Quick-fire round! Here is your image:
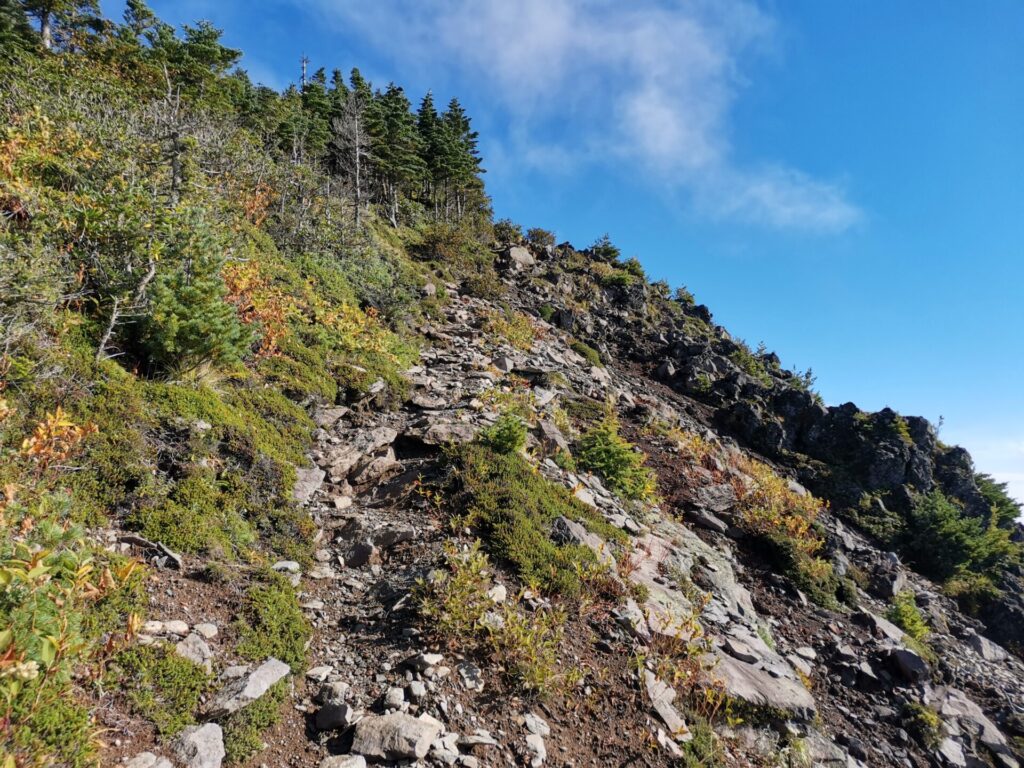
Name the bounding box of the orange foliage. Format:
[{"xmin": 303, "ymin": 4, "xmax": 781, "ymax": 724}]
[
  {"xmin": 20, "ymin": 407, "xmax": 98, "ymax": 472},
  {"xmin": 222, "ymin": 261, "xmax": 292, "ymax": 356}
]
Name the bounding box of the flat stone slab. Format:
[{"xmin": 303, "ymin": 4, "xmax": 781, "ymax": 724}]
[{"xmin": 206, "ymin": 658, "xmax": 290, "ymax": 717}]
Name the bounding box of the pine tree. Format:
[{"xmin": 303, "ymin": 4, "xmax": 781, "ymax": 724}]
[
  {"xmin": 369, "ymin": 83, "xmax": 425, "ymax": 227},
  {"xmin": 416, "ymin": 90, "xmax": 441, "ymax": 215},
  {"xmin": 0, "ymin": 0, "xmax": 34, "ymax": 48},
  {"xmin": 21, "ymin": 0, "xmax": 98, "ymax": 49},
  {"xmin": 136, "ymin": 211, "xmax": 249, "ymax": 374}
]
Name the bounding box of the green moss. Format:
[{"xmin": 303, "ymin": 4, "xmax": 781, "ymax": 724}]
[
  {"xmin": 222, "ymin": 679, "xmax": 288, "ymax": 763},
  {"xmin": 11, "ymin": 689, "xmax": 97, "ymax": 768},
  {"xmin": 538, "ymin": 304, "xmax": 555, "ymax": 322},
  {"xmin": 257, "ymin": 334, "xmax": 338, "ymax": 403},
  {"xmin": 235, "ymin": 571, "xmax": 311, "ymax": 672},
  {"xmin": 450, "ymin": 444, "xmax": 626, "ymax": 596},
  {"xmin": 112, "ymin": 644, "xmax": 209, "ymax": 736},
  {"xmin": 570, "ymin": 339, "xmax": 603, "ymax": 367}
]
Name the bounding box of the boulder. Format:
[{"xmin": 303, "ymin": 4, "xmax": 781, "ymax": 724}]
[
  {"xmin": 712, "ymin": 653, "xmax": 816, "ymax": 720},
  {"xmin": 206, "ymin": 658, "xmax": 291, "ymax": 717},
  {"xmin": 172, "ymin": 724, "xmax": 225, "ymax": 768},
  {"xmin": 504, "ymin": 245, "xmax": 536, "ymax": 271},
  {"xmin": 292, "ymin": 467, "xmax": 325, "ymax": 504},
  {"xmin": 887, "ymin": 647, "xmax": 929, "ymax": 683},
  {"xmin": 350, "ymin": 712, "xmax": 443, "ymax": 761}
]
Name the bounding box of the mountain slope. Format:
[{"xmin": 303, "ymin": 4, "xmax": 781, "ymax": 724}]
[{"xmin": 0, "ymin": 5, "xmax": 1022, "ymax": 768}]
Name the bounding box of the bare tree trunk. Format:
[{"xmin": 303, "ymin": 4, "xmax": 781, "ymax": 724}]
[{"xmin": 40, "ymin": 12, "xmax": 52, "ymax": 50}]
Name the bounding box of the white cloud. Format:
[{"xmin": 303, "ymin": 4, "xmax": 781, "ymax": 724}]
[{"xmin": 299, "ymin": 0, "xmax": 861, "ymax": 232}]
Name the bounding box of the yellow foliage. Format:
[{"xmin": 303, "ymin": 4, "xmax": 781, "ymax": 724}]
[{"xmin": 733, "ymin": 457, "xmax": 823, "ymax": 557}]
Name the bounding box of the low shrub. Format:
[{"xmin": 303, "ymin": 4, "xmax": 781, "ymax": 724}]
[
  {"xmin": 449, "ymin": 444, "xmax": 625, "ymax": 596},
  {"xmin": 886, "ymin": 590, "xmax": 929, "ymax": 641},
  {"xmin": 576, "ymin": 407, "xmax": 657, "ymax": 502},
  {"xmin": 235, "ymin": 571, "xmax": 311, "ymax": 672},
  {"xmin": 222, "ymin": 680, "xmax": 288, "ymax": 762},
  {"xmin": 111, "ymin": 645, "xmax": 208, "ymax": 736},
  {"xmin": 902, "ymin": 702, "xmax": 945, "ymax": 749},
  {"xmin": 478, "ymin": 412, "xmax": 528, "ymax": 455},
  {"xmin": 417, "ymin": 541, "xmax": 574, "ymax": 694}
]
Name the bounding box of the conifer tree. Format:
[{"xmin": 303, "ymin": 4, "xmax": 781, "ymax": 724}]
[{"xmin": 369, "ymin": 83, "xmax": 425, "ymax": 226}]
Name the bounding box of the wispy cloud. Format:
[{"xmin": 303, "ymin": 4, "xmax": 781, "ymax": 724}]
[{"xmin": 298, "ymin": 0, "xmax": 861, "ymax": 232}]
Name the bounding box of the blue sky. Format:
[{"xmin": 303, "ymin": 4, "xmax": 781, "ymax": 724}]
[{"xmin": 105, "ymin": 0, "xmax": 1024, "ymax": 504}]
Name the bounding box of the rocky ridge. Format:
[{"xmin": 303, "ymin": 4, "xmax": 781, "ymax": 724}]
[{"xmin": 113, "ymin": 248, "xmax": 1023, "ymax": 768}]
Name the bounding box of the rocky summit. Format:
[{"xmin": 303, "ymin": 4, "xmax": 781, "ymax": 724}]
[{"xmin": 1, "ymin": 6, "xmax": 1021, "ymax": 768}]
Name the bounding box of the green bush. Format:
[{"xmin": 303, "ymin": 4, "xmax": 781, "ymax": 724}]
[
  {"xmin": 135, "ymin": 210, "xmax": 250, "ymax": 375},
  {"xmin": 111, "ymin": 645, "xmax": 209, "ymax": 736},
  {"xmin": 526, "ymin": 227, "xmax": 555, "ymax": 248},
  {"xmin": 589, "ymin": 234, "xmax": 620, "ymax": 262},
  {"xmin": 450, "ymin": 444, "xmax": 626, "ymax": 595},
  {"xmin": 886, "ymin": 590, "xmax": 929, "ymax": 641},
  {"xmin": 901, "ymin": 490, "xmax": 1018, "ymax": 582},
  {"xmin": 477, "ymin": 412, "xmax": 527, "ymax": 455},
  {"xmin": 235, "ymin": 571, "xmax": 311, "ymax": 672},
  {"xmin": 493, "ymin": 218, "xmax": 524, "ymax": 244},
  {"xmin": 620, "ymin": 257, "xmax": 646, "ymax": 279},
  {"xmin": 575, "ymin": 408, "xmax": 657, "ymax": 502}
]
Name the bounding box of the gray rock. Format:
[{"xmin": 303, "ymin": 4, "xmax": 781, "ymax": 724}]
[
  {"xmin": 525, "ymin": 732, "xmax": 547, "ymax": 767},
  {"xmin": 537, "ymin": 420, "xmax": 570, "ymax": 453},
  {"xmin": 325, "ymin": 427, "xmax": 398, "ymax": 478},
  {"xmin": 551, "ymin": 516, "xmax": 614, "ymax": 567},
  {"xmin": 175, "ymin": 633, "xmax": 213, "ymax": 671},
  {"xmin": 123, "ymin": 753, "xmax": 173, "ymax": 768},
  {"xmin": 206, "ymin": 658, "xmax": 290, "ymax": 717},
  {"xmin": 421, "ymin": 422, "xmax": 476, "ymax": 445},
  {"xmin": 888, "ymin": 647, "xmax": 929, "ymax": 683},
  {"xmin": 318, "ymin": 757, "xmax": 367, "ymax": 768},
  {"xmin": 350, "ymin": 712, "xmax": 444, "ymax": 760},
  {"xmin": 712, "ymin": 653, "xmax": 816, "ymax": 720},
  {"xmin": 314, "ymin": 406, "xmax": 349, "ymax": 429},
  {"xmin": 172, "ymin": 723, "xmax": 225, "ymax": 768},
  {"xmin": 523, "ymin": 712, "xmax": 550, "ymax": 737},
  {"xmin": 644, "ymin": 670, "xmax": 691, "ymax": 741},
  {"xmin": 687, "ymin": 508, "xmax": 728, "ymax": 533},
  {"xmin": 193, "ymin": 623, "xmax": 218, "ymax": 639},
  {"xmin": 930, "ymin": 687, "xmax": 1017, "ymax": 765},
  {"xmin": 293, "ymin": 467, "xmax": 325, "ymax": 504},
  {"xmin": 458, "ymin": 661, "xmax": 484, "ymax": 692},
  {"xmin": 967, "ymin": 631, "xmax": 1008, "ymax": 662},
  {"xmin": 384, "ymin": 686, "xmax": 405, "ymax": 710},
  {"xmin": 164, "ymin": 619, "xmax": 190, "ymax": 636},
  {"xmin": 505, "ymin": 245, "xmax": 536, "ymax": 271},
  {"xmin": 492, "ymin": 355, "xmax": 515, "ymax": 373},
  {"xmin": 406, "ymin": 652, "xmax": 444, "ymax": 672},
  {"xmin": 316, "ymin": 701, "xmax": 358, "ymax": 731}
]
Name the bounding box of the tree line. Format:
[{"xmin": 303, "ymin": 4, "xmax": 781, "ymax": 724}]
[{"xmin": 1, "ymin": 0, "xmax": 487, "ymax": 230}]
